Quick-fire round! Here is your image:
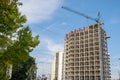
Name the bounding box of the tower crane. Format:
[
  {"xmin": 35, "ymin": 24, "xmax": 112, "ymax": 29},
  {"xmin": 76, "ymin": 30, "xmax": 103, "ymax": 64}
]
[
  {"xmin": 62, "ymin": 6, "xmax": 103, "ymax": 25},
  {"xmin": 62, "ymin": 6, "xmax": 110, "ymax": 39}
]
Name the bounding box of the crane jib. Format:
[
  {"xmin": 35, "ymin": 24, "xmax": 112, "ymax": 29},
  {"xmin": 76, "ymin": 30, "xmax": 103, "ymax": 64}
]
[{"xmin": 62, "ymin": 6, "xmax": 100, "ymax": 23}]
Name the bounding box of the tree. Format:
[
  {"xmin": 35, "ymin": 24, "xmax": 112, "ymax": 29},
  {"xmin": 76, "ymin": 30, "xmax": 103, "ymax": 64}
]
[
  {"xmin": 10, "ymin": 57, "xmax": 37, "ymax": 80},
  {"xmin": 0, "ymin": 0, "xmax": 39, "ymax": 79}
]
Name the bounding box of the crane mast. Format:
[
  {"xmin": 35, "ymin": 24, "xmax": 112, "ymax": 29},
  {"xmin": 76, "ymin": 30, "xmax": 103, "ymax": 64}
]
[{"xmin": 62, "ymin": 6, "xmax": 103, "ymax": 25}]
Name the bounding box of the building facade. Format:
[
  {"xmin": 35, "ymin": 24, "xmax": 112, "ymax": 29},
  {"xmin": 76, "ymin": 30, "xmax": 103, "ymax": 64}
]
[
  {"xmin": 55, "ymin": 52, "xmax": 59, "ymax": 80},
  {"xmin": 52, "ymin": 52, "xmax": 63, "ymax": 80},
  {"xmin": 51, "ymin": 58, "xmax": 55, "ymax": 80},
  {"xmin": 62, "ymin": 24, "xmax": 111, "ymax": 80}
]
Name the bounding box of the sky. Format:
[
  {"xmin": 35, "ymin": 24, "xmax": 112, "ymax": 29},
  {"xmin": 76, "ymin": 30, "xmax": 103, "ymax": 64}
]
[{"xmin": 19, "ymin": 0, "xmax": 120, "ymax": 79}]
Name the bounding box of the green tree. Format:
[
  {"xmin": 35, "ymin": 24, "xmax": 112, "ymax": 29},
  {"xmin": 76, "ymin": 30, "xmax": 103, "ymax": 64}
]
[
  {"xmin": 10, "ymin": 57, "xmax": 37, "ymax": 80},
  {"xmin": 0, "ymin": 0, "xmax": 39, "ymax": 79}
]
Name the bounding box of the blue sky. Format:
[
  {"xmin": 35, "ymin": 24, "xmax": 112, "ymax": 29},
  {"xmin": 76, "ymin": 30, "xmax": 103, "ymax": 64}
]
[{"xmin": 19, "ymin": 0, "xmax": 120, "ymax": 79}]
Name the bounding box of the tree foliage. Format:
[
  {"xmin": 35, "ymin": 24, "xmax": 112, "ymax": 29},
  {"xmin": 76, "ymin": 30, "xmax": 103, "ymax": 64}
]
[
  {"xmin": 0, "ymin": 0, "xmax": 39, "ymax": 79},
  {"xmin": 10, "ymin": 57, "xmax": 37, "ymax": 80}
]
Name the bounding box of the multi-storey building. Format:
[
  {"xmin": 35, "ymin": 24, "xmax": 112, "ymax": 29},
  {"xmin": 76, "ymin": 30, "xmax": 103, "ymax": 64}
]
[
  {"xmin": 55, "ymin": 52, "xmax": 59, "ymax": 80},
  {"xmin": 62, "ymin": 23, "xmax": 111, "ymax": 80},
  {"xmin": 52, "ymin": 51, "xmax": 63, "ymax": 80}
]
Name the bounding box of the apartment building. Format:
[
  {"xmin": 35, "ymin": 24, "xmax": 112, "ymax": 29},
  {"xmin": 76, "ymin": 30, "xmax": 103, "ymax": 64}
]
[
  {"xmin": 62, "ymin": 24, "xmax": 111, "ymax": 80},
  {"xmin": 52, "ymin": 52, "xmax": 63, "ymax": 80}
]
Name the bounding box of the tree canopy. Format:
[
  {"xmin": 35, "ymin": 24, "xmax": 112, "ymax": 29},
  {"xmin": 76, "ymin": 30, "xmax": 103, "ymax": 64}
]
[
  {"xmin": 10, "ymin": 57, "xmax": 37, "ymax": 80},
  {"xmin": 0, "ymin": 0, "xmax": 39, "ymax": 79}
]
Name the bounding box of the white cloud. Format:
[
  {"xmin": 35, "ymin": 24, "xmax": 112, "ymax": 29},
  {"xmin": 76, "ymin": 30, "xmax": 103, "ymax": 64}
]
[
  {"xmin": 35, "ymin": 56, "xmax": 52, "ymax": 75},
  {"xmin": 42, "ymin": 38, "xmax": 64, "ymax": 54},
  {"xmin": 32, "ymin": 37, "xmax": 64, "ymax": 54},
  {"xmin": 111, "ymin": 73, "xmax": 119, "ymax": 80},
  {"xmin": 31, "ymin": 37, "xmax": 63, "ymax": 75},
  {"xmin": 37, "ymin": 62, "xmax": 52, "ymax": 76},
  {"xmin": 19, "ymin": 0, "xmax": 62, "ymax": 23}
]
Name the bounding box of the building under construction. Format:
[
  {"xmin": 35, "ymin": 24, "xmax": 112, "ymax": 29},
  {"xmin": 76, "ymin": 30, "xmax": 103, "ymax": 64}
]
[{"xmin": 62, "ymin": 23, "xmax": 111, "ymax": 80}]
